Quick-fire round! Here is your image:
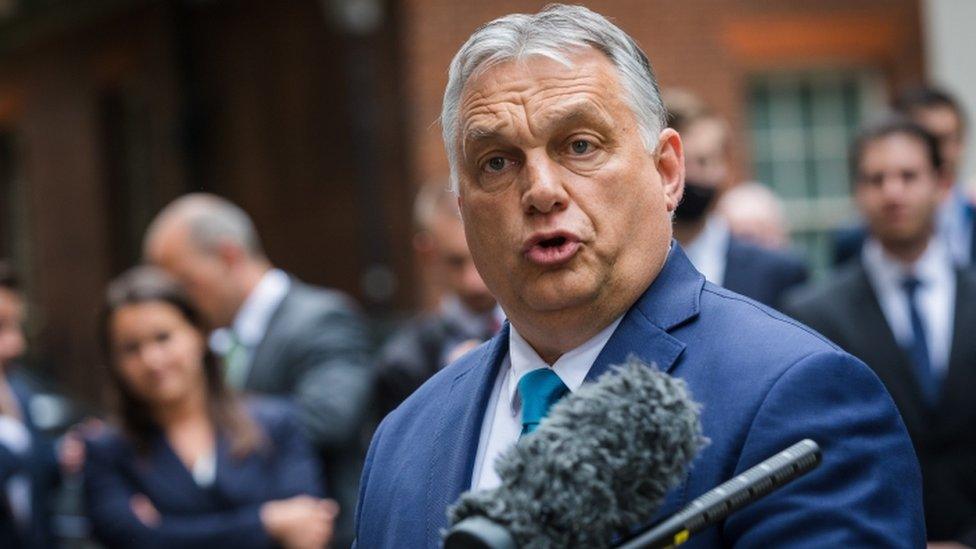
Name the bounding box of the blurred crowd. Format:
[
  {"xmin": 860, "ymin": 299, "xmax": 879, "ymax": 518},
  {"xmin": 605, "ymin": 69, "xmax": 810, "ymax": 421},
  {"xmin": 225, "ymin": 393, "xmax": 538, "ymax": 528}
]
[{"xmin": 0, "ymin": 81, "xmax": 973, "ymax": 548}]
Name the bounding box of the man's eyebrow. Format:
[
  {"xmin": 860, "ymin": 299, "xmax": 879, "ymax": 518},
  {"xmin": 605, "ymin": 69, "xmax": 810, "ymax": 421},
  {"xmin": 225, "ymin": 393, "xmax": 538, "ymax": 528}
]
[
  {"xmin": 538, "ymin": 101, "xmax": 615, "ymax": 131},
  {"xmin": 463, "ymin": 126, "xmax": 501, "ymax": 145}
]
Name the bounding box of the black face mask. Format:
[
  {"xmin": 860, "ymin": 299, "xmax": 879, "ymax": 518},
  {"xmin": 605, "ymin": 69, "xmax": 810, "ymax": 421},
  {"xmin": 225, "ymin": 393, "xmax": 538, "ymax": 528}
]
[{"xmin": 674, "ymin": 181, "xmax": 717, "ymax": 223}]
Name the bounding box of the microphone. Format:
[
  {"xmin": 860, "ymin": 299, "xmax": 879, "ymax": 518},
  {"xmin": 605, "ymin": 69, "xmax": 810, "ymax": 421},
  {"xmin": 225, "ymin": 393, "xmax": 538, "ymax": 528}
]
[
  {"xmin": 445, "ymin": 356, "xmax": 704, "ymax": 548},
  {"xmin": 615, "ymin": 439, "xmax": 821, "ymax": 548}
]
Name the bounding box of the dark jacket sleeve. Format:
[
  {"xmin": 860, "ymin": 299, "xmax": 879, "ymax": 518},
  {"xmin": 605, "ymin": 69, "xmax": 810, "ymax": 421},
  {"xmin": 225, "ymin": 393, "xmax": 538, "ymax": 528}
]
[{"xmin": 83, "ymin": 435, "xmax": 275, "ymax": 549}]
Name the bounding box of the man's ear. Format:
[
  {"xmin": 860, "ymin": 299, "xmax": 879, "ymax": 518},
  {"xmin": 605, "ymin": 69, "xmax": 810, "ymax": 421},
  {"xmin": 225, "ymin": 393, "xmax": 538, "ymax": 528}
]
[{"xmin": 655, "ymin": 128, "xmax": 685, "ymax": 212}]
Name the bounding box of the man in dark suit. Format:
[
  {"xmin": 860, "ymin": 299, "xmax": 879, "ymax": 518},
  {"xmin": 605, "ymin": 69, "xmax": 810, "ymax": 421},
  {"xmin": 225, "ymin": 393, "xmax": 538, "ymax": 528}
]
[
  {"xmin": 355, "ymin": 5, "xmax": 924, "ymax": 547},
  {"xmin": 666, "ymin": 94, "xmax": 808, "ymax": 309},
  {"xmin": 831, "ymin": 86, "xmax": 975, "ymax": 268},
  {"xmin": 145, "ymin": 194, "xmax": 372, "ymax": 547},
  {"xmin": 786, "ymin": 117, "xmax": 976, "ymax": 546},
  {"xmin": 376, "ymin": 183, "xmax": 502, "ymax": 415},
  {"xmin": 0, "ymin": 263, "xmax": 59, "ymax": 549}
]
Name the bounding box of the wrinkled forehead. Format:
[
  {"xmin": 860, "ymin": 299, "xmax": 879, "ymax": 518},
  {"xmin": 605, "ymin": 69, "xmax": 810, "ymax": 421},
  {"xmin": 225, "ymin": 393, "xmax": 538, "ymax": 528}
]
[
  {"xmin": 457, "ymin": 50, "xmax": 627, "ymax": 140},
  {"xmin": 460, "ymin": 47, "xmax": 618, "ymax": 105}
]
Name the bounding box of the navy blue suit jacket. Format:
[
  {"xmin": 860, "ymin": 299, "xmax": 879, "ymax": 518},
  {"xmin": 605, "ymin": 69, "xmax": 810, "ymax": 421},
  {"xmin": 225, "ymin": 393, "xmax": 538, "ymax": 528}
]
[
  {"xmin": 723, "ymin": 237, "xmax": 808, "ymax": 309},
  {"xmin": 355, "ymin": 246, "xmax": 925, "ymax": 547},
  {"xmin": 0, "ymin": 373, "xmax": 60, "ymax": 549},
  {"xmin": 83, "ymin": 398, "xmax": 324, "ymax": 549}
]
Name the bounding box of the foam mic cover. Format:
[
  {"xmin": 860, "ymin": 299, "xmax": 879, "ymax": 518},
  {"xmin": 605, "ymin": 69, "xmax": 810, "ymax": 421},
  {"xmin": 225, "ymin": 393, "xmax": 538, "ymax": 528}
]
[{"xmin": 446, "ymin": 357, "xmax": 704, "ymax": 548}]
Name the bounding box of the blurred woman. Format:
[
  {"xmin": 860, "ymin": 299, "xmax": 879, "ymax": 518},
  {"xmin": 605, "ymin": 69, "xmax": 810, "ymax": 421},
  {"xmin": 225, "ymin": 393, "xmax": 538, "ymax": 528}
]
[{"xmin": 84, "ymin": 266, "xmax": 335, "ymax": 549}]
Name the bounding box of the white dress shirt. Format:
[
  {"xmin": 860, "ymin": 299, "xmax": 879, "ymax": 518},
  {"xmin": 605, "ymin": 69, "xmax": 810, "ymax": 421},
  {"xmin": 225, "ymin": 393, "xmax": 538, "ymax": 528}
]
[
  {"xmin": 861, "ymin": 238, "xmax": 955, "ymax": 378},
  {"xmin": 470, "ymin": 316, "xmax": 623, "ymax": 490},
  {"xmin": 209, "ymin": 268, "xmax": 291, "ymax": 381},
  {"xmin": 683, "ymin": 215, "xmax": 730, "ymax": 286}
]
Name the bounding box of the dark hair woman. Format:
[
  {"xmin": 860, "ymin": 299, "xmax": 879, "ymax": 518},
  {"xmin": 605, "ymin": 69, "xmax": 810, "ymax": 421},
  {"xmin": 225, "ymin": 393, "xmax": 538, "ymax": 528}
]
[{"xmin": 83, "ymin": 266, "xmax": 335, "ymax": 549}]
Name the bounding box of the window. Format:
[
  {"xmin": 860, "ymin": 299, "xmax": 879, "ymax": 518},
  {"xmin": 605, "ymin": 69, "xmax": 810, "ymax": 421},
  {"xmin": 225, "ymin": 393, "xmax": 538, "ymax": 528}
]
[{"xmin": 748, "ymin": 71, "xmax": 886, "ymax": 273}]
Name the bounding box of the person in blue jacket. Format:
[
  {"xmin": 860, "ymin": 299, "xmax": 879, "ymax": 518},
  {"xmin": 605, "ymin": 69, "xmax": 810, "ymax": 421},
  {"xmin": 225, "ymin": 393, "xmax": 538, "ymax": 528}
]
[
  {"xmin": 355, "ymin": 5, "xmax": 925, "ymax": 547},
  {"xmin": 0, "ymin": 261, "xmax": 60, "ymax": 549},
  {"xmin": 84, "ymin": 265, "xmax": 335, "ymax": 548}
]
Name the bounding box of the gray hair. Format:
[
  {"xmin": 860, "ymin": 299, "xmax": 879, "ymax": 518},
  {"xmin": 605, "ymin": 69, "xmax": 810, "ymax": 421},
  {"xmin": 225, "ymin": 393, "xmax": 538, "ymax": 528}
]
[
  {"xmin": 148, "ymin": 193, "xmax": 264, "ymax": 257},
  {"xmin": 441, "ymin": 4, "xmax": 667, "ymax": 193}
]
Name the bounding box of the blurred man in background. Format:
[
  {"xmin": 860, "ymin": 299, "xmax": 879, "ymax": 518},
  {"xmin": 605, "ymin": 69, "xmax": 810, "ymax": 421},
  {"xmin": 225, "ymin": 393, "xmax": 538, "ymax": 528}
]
[
  {"xmin": 375, "ymin": 183, "xmax": 501, "ymax": 416},
  {"xmin": 667, "ymin": 93, "xmax": 808, "ymax": 309},
  {"xmin": 144, "ymin": 194, "xmax": 372, "ymax": 547},
  {"xmin": 897, "ymin": 87, "xmax": 974, "ymax": 267},
  {"xmin": 786, "ymin": 118, "xmax": 976, "ymax": 547},
  {"xmin": 0, "ymin": 262, "xmax": 60, "ymax": 549},
  {"xmin": 717, "ymin": 181, "xmax": 791, "ymax": 250},
  {"xmin": 833, "ymin": 86, "xmax": 974, "ymax": 268}
]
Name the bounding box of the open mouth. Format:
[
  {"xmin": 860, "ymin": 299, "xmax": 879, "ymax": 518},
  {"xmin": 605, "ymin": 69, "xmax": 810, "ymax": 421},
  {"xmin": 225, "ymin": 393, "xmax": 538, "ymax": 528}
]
[
  {"xmin": 523, "ymin": 232, "xmax": 581, "ymax": 266},
  {"xmin": 539, "ymin": 235, "xmax": 568, "ymax": 248}
]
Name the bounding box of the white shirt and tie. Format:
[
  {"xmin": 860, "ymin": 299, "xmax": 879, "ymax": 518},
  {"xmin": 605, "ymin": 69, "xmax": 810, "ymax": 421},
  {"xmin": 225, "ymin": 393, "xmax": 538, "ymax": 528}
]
[
  {"xmin": 470, "ymin": 317, "xmax": 623, "ymax": 490},
  {"xmin": 202, "ymin": 269, "xmax": 290, "ymax": 487},
  {"xmin": 861, "ymin": 238, "xmax": 956, "ymax": 380},
  {"xmin": 210, "ymin": 268, "xmax": 291, "ymax": 390}
]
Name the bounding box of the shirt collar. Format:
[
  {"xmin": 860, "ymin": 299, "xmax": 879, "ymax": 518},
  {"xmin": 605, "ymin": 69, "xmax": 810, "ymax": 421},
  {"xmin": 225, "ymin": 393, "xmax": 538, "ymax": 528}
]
[
  {"xmin": 232, "ymin": 269, "xmax": 291, "ymax": 348},
  {"xmin": 862, "ymin": 237, "xmax": 952, "ymax": 292},
  {"xmin": 506, "ymin": 316, "xmax": 623, "ymax": 414}
]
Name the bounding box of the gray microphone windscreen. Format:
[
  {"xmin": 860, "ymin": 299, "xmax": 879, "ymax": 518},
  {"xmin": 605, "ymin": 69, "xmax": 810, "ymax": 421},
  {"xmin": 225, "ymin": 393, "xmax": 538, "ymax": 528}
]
[{"xmin": 446, "ymin": 356, "xmax": 704, "ymax": 548}]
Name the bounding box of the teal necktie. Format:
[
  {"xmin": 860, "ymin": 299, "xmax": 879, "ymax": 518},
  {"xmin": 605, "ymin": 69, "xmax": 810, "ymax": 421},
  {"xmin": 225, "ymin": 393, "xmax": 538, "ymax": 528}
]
[
  {"xmin": 518, "ymin": 368, "xmax": 569, "ymax": 436},
  {"xmin": 223, "ymin": 332, "xmax": 249, "ymax": 390}
]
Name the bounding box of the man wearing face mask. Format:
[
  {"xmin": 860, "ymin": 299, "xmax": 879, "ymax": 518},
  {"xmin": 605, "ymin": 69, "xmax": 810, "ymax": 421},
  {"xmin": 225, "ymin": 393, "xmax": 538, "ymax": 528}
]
[{"xmin": 668, "ymin": 94, "xmax": 809, "ymax": 309}]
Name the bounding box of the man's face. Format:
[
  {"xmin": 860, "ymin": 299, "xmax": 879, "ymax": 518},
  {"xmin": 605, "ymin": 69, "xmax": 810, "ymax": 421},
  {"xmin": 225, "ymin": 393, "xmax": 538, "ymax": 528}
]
[
  {"xmin": 455, "ymin": 50, "xmax": 683, "ymax": 321},
  {"xmin": 855, "ymin": 133, "xmax": 948, "ymax": 252},
  {"xmin": 428, "ymin": 213, "xmax": 496, "ymax": 314},
  {"xmin": 0, "ymin": 288, "xmax": 26, "ymax": 368},
  {"xmin": 147, "ymin": 226, "xmax": 242, "ymax": 329},
  {"xmin": 682, "ymin": 117, "xmax": 730, "ymax": 190},
  {"xmin": 911, "ymin": 105, "xmax": 964, "ymax": 181}
]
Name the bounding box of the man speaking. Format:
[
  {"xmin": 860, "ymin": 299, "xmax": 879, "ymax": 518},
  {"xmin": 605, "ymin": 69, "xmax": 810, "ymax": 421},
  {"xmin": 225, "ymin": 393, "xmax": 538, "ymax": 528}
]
[{"xmin": 355, "ymin": 5, "xmax": 924, "ymax": 547}]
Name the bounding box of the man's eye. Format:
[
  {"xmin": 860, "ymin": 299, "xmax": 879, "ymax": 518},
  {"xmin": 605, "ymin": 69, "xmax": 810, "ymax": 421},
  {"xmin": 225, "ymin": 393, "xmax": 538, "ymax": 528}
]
[
  {"xmin": 484, "ymin": 157, "xmax": 508, "ymax": 172},
  {"xmin": 570, "ymin": 140, "xmax": 592, "ymax": 154}
]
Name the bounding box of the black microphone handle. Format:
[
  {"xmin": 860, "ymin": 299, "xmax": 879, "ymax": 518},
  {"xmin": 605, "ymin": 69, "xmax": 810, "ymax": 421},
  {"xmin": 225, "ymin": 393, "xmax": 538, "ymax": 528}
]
[{"xmin": 615, "ymin": 439, "xmax": 822, "ymax": 549}]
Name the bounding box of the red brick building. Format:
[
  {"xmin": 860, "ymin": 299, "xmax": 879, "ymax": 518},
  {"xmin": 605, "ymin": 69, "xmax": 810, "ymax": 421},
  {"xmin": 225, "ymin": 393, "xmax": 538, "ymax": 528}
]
[{"xmin": 0, "ymin": 0, "xmax": 926, "ymax": 403}]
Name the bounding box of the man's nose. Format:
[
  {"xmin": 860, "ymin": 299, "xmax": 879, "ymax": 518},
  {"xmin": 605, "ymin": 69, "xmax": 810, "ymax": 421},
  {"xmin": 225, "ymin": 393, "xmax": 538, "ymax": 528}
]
[{"xmin": 520, "ymin": 152, "xmax": 569, "ymax": 215}]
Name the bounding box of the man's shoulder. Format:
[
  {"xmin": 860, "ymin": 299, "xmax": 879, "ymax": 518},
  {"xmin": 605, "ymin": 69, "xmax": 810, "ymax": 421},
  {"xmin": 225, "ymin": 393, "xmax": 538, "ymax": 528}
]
[
  {"xmin": 684, "ymin": 281, "xmax": 856, "ymax": 385},
  {"xmin": 727, "ymin": 237, "xmax": 807, "ymax": 277},
  {"xmin": 267, "ymin": 276, "xmax": 366, "ymax": 342},
  {"xmin": 282, "ymin": 278, "xmax": 360, "ymax": 317},
  {"xmin": 783, "ymin": 261, "xmax": 864, "ymax": 316}
]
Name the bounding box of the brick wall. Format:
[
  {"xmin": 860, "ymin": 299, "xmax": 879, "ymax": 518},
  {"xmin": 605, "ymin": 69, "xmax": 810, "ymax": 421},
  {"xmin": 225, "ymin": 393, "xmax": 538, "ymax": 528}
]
[{"xmin": 398, "ymin": 0, "xmax": 924, "ymax": 188}]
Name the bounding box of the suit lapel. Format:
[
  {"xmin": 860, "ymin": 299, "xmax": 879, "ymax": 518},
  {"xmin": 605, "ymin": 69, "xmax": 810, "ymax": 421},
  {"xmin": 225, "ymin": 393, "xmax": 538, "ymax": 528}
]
[
  {"xmin": 425, "ymin": 326, "xmax": 509, "ymax": 546},
  {"xmin": 939, "ymin": 269, "xmax": 976, "ymax": 417},
  {"xmin": 845, "ymin": 266, "xmax": 930, "ymax": 432},
  {"xmin": 244, "ymin": 284, "xmax": 296, "ymax": 390},
  {"xmin": 590, "ymin": 244, "xmax": 701, "ymax": 380},
  {"xmin": 424, "ymin": 246, "xmax": 702, "ymax": 541}
]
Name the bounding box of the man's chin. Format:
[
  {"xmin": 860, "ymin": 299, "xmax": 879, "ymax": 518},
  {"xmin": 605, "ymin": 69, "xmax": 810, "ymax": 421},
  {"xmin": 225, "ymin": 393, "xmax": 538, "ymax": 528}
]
[{"xmin": 520, "ymin": 284, "xmax": 598, "ymax": 314}]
